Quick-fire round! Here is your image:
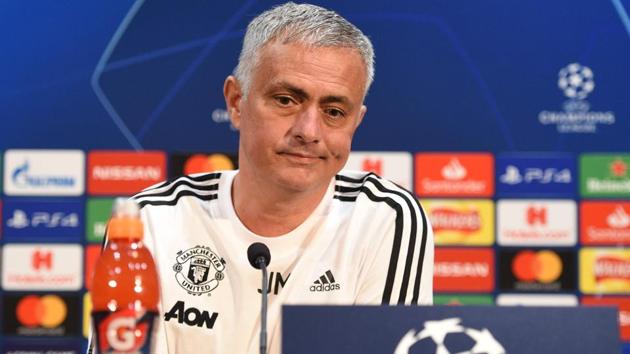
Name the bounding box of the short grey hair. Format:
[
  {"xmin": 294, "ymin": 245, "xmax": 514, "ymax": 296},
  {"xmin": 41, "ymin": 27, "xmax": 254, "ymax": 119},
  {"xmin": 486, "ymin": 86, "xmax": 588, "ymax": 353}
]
[{"xmin": 234, "ymin": 2, "xmax": 375, "ymax": 98}]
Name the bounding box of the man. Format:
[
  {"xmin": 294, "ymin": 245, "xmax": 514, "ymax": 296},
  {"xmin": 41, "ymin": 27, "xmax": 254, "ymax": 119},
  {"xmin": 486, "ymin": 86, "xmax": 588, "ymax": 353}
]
[{"xmin": 105, "ymin": 2, "xmax": 433, "ymax": 353}]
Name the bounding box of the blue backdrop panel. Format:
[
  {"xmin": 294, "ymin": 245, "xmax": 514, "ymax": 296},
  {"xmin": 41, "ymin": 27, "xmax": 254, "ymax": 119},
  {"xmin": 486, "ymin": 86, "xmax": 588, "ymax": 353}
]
[
  {"xmin": 283, "ymin": 305, "xmax": 620, "ymax": 354},
  {"xmin": 1, "ymin": 0, "xmax": 629, "ymax": 152}
]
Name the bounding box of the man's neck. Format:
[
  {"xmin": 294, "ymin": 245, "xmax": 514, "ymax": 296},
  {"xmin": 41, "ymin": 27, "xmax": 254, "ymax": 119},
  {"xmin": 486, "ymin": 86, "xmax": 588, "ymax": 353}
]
[{"xmin": 231, "ymin": 172, "xmax": 329, "ymax": 237}]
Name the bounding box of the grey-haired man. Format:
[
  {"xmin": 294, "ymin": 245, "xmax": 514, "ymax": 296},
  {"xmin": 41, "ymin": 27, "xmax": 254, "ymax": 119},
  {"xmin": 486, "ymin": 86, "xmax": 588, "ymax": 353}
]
[{"xmin": 98, "ymin": 3, "xmax": 433, "ymax": 353}]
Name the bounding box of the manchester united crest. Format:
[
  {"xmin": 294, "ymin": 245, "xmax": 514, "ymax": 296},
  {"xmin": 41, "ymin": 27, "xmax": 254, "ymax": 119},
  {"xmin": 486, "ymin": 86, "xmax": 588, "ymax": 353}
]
[{"xmin": 173, "ymin": 245, "xmax": 225, "ymax": 296}]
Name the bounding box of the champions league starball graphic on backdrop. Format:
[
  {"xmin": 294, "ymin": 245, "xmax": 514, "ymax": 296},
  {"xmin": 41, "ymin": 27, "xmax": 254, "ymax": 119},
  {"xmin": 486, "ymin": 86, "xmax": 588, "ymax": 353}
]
[
  {"xmin": 557, "ymin": 63, "xmax": 595, "ymax": 100},
  {"xmin": 538, "ymin": 63, "xmax": 616, "ymax": 134},
  {"xmin": 393, "ymin": 318, "xmax": 506, "ymax": 354}
]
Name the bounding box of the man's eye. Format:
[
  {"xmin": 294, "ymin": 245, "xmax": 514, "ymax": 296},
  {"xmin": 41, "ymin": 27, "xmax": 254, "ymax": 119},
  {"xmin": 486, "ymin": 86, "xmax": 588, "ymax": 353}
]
[
  {"xmin": 274, "ymin": 96, "xmax": 294, "ymax": 106},
  {"xmin": 325, "ymin": 108, "xmax": 345, "ymax": 119}
]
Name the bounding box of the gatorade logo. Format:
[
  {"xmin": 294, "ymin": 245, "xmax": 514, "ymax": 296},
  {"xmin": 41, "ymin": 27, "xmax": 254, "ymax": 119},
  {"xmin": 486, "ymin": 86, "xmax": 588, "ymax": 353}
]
[
  {"xmin": 97, "ymin": 309, "xmax": 150, "ymax": 352},
  {"xmin": 107, "ymin": 317, "xmax": 141, "ymax": 351},
  {"xmin": 16, "ymin": 295, "xmax": 67, "ymax": 328},
  {"xmin": 512, "ymin": 250, "xmax": 563, "ymax": 283}
]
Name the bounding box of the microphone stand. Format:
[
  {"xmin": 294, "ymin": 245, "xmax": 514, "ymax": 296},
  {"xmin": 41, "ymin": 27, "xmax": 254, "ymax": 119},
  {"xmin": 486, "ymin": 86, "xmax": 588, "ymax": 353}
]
[
  {"xmin": 256, "ymin": 256, "xmax": 269, "ymax": 354},
  {"xmin": 248, "ymin": 242, "xmax": 271, "ymax": 354}
]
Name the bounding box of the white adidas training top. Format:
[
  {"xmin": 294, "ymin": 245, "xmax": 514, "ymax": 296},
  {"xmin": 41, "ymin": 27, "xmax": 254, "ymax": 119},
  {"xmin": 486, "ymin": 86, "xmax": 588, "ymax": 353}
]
[{"xmin": 125, "ymin": 170, "xmax": 433, "ymax": 354}]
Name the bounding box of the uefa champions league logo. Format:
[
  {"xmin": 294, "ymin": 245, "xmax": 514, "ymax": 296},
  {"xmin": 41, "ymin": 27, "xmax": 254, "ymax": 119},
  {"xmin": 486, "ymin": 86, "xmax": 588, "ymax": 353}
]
[
  {"xmin": 557, "ymin": 63, "xmax": 594, "ymax": 100},
  {"xmin": 538, "ymin": 62, "xmax": 615, "ymax": 134},
  {"xmin": 393, "ymin": 318, "xmax": 505, "ymax": 354}
]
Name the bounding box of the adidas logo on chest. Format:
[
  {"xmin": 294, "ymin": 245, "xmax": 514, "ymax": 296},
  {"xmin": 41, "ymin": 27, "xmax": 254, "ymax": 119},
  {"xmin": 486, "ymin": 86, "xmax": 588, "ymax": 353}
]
[{"xmin": 310, "ymin": 270, "xmax": 340, "ymax": 292}]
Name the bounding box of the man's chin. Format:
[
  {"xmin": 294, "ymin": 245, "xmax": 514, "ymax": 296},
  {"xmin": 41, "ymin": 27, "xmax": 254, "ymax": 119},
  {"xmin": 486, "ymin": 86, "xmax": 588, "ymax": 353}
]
[{"xmin": 275, "ymin": 171, "xmax": 327, "ymax": 193}]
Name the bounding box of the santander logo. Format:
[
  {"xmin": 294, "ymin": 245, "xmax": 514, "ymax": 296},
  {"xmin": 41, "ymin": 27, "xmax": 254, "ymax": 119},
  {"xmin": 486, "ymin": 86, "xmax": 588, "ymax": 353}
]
[
  {"xmin": 607, "ymin": 205, "xmax": 630, "ymax": 229},
  {"xmin": 415, "ymin": 153, "xmax": 494, "ymax": 197},
  {"xmin": 441, "ymin": 158, "xmax": 467, "ymax": 181}
]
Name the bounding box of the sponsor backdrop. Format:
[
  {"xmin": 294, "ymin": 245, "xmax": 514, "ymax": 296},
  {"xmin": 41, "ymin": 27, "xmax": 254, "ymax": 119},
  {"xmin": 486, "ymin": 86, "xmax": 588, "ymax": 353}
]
[{"xmin": 2, "ymin": 0, "xmax": 629, "ymax": 352}]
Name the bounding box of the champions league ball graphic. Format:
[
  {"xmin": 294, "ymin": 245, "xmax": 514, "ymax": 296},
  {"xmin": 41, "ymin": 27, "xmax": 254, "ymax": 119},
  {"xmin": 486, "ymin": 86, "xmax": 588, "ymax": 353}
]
[
  {"xmin": 557, "ymin": 63, "xmax": 595, "ymax": 100},
  {"xmin": 394, "ymin": 318, "xmax": 505, "ymax": 354}
]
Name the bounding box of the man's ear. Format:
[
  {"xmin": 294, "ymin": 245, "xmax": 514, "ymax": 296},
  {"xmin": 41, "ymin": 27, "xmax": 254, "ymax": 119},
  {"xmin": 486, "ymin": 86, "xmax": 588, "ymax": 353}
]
[
  {"xmin": 223, "ymin": 75, "xmax": 243, "ymax": 129},
  {"xmin": 355, "ymin": 105, "xmax": 367, "ymax": 129}
]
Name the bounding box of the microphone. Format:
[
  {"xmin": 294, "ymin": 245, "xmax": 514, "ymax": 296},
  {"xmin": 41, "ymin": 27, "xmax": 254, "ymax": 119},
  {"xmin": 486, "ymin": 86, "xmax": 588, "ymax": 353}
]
[
  {"xmin": 247, "ymin": 242, "xmax": 271, "ymax": 269},
  {"xmin": 247, "ymin": 242, "xmax": 271, "ymax": 354}
]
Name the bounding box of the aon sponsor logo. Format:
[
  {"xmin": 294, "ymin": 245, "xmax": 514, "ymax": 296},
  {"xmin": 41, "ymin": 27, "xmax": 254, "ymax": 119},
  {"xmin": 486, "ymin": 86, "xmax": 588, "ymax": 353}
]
[{"xmin": 164, "ymin": 301, "xmax": 219, "ymax": 329}]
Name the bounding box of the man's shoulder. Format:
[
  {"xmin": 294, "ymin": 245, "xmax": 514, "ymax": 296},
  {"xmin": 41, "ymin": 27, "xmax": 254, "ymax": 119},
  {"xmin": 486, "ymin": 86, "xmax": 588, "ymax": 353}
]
[
  {"xmin": 131, "ymin": 171, "xmax": 232, "ymax": 210},
  {"xmin": 334, "ymin": 170, "xmax": 417, "ymax": 206}
]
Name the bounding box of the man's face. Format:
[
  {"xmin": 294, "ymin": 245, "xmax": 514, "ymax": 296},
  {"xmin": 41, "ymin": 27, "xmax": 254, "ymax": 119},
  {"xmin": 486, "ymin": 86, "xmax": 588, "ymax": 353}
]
[{"xmin": 225, "ymin": 41, "xmax": 367, "ymax": 193}]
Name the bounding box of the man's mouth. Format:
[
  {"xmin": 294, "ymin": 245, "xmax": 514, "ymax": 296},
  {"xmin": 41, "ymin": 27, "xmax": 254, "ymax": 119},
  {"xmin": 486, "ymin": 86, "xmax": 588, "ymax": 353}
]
[{"xmin": 279, "ymin": 151, "xmax": 324, "ymax": 162}]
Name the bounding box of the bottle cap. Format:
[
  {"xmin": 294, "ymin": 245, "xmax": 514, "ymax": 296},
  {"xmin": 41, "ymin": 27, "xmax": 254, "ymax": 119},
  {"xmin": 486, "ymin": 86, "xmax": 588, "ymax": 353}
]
[{"xmin": 107, "ymin": 198, "xmax": 143, "ymax": 240}]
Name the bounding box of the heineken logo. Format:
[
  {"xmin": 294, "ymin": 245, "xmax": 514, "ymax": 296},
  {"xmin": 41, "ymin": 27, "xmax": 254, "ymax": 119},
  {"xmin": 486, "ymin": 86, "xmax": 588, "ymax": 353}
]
[{"xmin": 581, "ymin": 154, "xmax": 630, "ymax": 197}]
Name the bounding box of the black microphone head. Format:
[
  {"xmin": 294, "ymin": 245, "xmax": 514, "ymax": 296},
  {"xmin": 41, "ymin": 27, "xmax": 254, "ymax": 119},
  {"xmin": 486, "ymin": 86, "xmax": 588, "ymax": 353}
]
[{"xmin": 247, "ymin": 242, "xmax": 271, "ymax": 269}]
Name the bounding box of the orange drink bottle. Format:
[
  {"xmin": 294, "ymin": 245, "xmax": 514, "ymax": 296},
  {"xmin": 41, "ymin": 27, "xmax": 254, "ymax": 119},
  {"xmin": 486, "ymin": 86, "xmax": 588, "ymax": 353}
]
[{"xmin": 91, "ymin": 199, "xmax": 160, "ymax": 353}]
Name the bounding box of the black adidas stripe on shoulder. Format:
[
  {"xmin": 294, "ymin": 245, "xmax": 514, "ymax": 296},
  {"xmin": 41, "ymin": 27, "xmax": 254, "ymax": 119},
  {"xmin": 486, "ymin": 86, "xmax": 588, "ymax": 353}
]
[
  {"xmin": 135, "ymin": 172, "xmax": 221, "ymax": 196},
  {"xmin": 364, "ymin": 176, "xmax": 429, "ymax": 305},
  {"xmin": 334, "ymin": 172, "xmax": 429, "ymax": 305},
  {"xmin": 333, "ymin": 172, "xmax": 375, "ymax": 201},
  {"xmin": 133, "ymin": 173, "xmax": 221, "ymax": 208}
]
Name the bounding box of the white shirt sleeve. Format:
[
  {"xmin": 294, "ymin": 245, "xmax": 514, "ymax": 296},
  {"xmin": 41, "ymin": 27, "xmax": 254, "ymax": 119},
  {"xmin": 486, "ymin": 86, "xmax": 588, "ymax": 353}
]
[{"xmin": 354, "ymin": 195, "xmax": 434, "ymax": 306}]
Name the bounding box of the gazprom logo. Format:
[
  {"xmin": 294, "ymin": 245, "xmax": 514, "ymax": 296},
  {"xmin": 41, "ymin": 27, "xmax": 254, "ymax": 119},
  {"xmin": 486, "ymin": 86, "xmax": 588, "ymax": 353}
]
[
  {"xmin": 12, "ymin": 161, "xmax": 76, "ymax": 187},
  {"xmin": 3, "ymin": 150, "xmax": 85, "ymax": 196}
]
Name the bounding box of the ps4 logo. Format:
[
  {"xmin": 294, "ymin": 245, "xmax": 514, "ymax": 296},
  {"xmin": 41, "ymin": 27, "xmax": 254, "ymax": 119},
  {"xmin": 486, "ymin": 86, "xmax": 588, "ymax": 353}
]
[
  {"xmin": 7, "ymin": 209, "xmax": 79, "ymax": 229},
  {"xmin": 500, "ymin": 165, "xmax": 572, "ymax": 185}
]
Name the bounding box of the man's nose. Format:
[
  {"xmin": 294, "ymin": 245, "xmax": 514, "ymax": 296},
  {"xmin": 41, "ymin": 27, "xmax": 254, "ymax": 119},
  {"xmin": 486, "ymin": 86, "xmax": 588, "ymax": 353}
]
[{"xmin": 291, "ymin": 106, "xmax": 321, "ymax": 143}]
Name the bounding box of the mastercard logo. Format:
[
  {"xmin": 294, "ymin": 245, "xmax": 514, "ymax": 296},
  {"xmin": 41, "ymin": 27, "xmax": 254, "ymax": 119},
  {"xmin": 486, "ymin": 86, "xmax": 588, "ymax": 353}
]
[
  {"xmin": 184, "ymin": 154, "xmax": 234, "ymax": 175},
  {"xmin": 512, "ymin": 250, "xmax": 563, "ymax": 283},
  {"xmin": 16, "ymin": 295, "xmax": 67, "ymax": 328}
]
